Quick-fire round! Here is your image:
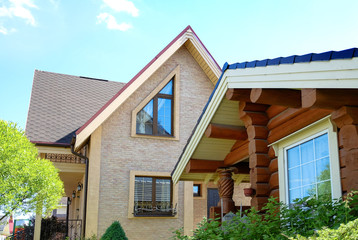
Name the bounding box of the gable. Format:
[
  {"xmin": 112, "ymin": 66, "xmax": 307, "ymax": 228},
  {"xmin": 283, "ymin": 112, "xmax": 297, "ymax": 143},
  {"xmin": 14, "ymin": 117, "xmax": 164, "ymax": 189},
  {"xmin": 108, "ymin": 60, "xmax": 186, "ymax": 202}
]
[{"xmin": 74, "ymin": 26, "xmax": 222, "ymax": 150}]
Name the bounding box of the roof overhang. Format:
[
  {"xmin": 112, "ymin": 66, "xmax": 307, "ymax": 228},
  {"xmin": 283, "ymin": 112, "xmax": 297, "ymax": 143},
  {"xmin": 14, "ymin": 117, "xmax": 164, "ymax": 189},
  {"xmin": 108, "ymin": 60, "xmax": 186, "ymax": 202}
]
[
  {"xmin": 172, "ymin": 57, "xmax": 358, "ymax": 184},
  {"xmin": 74, "ymin": 26, "xmax": 221, "ymax": 150}
]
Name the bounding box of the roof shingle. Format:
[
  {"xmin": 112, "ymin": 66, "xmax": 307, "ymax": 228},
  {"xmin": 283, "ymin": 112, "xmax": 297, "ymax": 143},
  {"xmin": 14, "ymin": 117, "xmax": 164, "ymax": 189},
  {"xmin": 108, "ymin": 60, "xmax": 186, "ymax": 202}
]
[{"xmin": 26, "ymin": 70, "xmax": 125, "ymax": 145}]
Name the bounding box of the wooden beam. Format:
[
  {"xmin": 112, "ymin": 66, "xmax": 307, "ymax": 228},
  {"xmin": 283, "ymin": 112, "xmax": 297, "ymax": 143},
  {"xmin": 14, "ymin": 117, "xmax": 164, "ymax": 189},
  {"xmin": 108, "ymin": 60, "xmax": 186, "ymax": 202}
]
[
  {"xmin": 185, "ymin": 159, "xmax": 225, "ymax": 173},
  {"xmin": 226, "ymin": 88, "xmax": 251, "ymax": 101},
  {"xmin": 268, "ymin": 108, "xmax": 332, "ymax": 144},
  {"xmin": 266, "ymin": 105, "xmax": 288, "ymax": 119},
  {"xmin": 302, "ymin": 89, "xmax": 358, "ymax": 109},
  {"xmin": 267, "ymin": 108, "xmax": 309, "ymax": 130},
  {"xmin": 250, "ymin": 88, "xmax": 301, "ymax": 108},
  {"xmin": 224, "ymin": 140, "xmax": 249, "ymax": 166},
  {"xmin": 239, "ymin": 102, "xmax": 269, "ymax": 113},
  {"xmin": 205, "ymin": 123, "xmax": 247, "ymax": 140}
]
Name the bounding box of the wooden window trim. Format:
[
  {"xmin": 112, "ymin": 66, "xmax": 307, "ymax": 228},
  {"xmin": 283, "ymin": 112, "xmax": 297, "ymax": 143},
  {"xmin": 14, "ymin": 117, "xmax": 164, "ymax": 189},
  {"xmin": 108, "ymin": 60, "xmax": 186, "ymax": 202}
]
[{"xmin": 131, "ymin": 65, "xmax": 180, "ymax": 140}]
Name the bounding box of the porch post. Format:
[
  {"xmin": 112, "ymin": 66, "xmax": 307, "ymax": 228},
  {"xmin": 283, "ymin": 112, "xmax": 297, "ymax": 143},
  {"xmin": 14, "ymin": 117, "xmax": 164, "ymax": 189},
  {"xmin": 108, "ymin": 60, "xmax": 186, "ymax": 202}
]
[
  {"xmin": 34, "ymin": 204, "xmax": 42, "ymax": 240},
  {"xmin": 217, "ymin": 168, "xmax": 236, "ymax": 215}
]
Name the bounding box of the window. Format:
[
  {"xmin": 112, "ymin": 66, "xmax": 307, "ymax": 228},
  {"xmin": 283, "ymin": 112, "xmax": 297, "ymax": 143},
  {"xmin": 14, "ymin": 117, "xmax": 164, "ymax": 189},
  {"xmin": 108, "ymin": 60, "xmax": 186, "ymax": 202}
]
[
  {"xmin": 128, "ymin": 171, "xmax": 178, "ymax": 218},
  {"xmin": 136, "ymin": 79, "xmax": 174, "ymax": 136},
  {"xmin": 286, "ymin": 132, "xmax": 332, "ymax": 204},
  {"xmin": 131, "ymin": 65, "xmax": 180, "ymax": 140},
  {"xmin": 273, "ymin": 117, "xmax": 341, "ymax": 205},
  {"xmin": 193, "ymin": 184, "xmax": 201, "ymax": 197}
]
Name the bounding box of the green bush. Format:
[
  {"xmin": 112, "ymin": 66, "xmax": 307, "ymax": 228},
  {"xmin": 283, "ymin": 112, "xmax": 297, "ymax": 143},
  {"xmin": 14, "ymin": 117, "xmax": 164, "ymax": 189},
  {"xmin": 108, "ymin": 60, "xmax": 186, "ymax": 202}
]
[
  {"xmin": 101, "ymin": 221, "xmax": 128, "ymax": 240},
  {"xmin": 292, "ymin": 218, "xmax": 358, "ymax": 240},
  {"xmin": 173, "ymin": 191, "xmax": 358, "ymax": 240}
]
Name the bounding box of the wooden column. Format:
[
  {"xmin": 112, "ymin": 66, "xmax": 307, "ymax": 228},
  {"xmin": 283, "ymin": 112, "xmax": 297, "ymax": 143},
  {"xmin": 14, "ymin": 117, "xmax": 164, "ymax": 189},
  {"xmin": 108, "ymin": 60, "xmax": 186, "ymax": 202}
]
[
  {"xmin": 240, "ymin": 101, "xmax": 270, "ymax": 210},
  {"xmin": 331, "ymin": 106, "xmax": 358, "ymax": 194},
  {"xmin": 217, "ymin": 168, "xmax": 236, "ymax": 215}
]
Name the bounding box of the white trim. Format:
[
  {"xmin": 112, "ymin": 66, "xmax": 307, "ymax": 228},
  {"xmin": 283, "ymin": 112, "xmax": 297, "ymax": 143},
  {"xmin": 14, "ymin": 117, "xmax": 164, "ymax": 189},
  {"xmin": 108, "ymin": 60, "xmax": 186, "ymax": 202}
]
[
  {"xmin": 75, "ymin": 31, "xmax": 220, "ymax": 150},
  {"xmin": 172, "ymin": 78, "xmax": 229, "ymax": 184},
  {"xmin": 272, "ymin": 117, "xmax": 341, "ymax": 204},
  {"xmin": 226, "ymin": 58, "xmax": 358, "ymax": 89}
]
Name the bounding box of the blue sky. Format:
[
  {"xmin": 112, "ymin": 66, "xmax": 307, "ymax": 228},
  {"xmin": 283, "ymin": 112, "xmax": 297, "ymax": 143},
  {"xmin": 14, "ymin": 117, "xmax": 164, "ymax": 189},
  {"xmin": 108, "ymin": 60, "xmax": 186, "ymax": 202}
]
[{"xmin": 1, "ymin": 0, "xmax": 358, "ymax": 129}]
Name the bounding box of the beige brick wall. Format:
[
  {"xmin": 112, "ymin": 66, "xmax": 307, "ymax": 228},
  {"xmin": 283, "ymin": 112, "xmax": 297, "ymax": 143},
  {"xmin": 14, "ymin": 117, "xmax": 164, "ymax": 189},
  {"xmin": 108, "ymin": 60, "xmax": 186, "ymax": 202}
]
[{"xmin": 97, "ymin": 46, "xmax": 214, "ymax": 239}]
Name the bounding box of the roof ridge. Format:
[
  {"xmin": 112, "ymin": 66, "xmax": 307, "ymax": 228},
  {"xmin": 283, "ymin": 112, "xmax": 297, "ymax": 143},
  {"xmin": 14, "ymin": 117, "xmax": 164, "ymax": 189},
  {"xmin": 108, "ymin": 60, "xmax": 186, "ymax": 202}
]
[
  {"xmin": 34, "ymin": 69, "xmax": 126, "ymax": 84},
  {"xmin": 228, "ymin": 47, "xmax": 358, "ymax": 70}
]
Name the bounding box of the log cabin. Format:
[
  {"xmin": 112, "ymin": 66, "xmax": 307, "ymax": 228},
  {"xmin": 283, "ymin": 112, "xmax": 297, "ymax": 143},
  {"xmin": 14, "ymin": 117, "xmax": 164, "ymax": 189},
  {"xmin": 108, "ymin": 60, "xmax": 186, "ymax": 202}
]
[{"xmin": 172, "ymin": 48, "xmax": 358, "ymax": 219}]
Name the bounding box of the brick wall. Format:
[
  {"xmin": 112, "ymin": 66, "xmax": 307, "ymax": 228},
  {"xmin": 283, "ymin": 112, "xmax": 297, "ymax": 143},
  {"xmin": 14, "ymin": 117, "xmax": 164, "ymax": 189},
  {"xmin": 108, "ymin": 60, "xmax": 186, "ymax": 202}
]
[{"xmin": 97, "ymin": 46, "xmax": 214, "ymax": 239}]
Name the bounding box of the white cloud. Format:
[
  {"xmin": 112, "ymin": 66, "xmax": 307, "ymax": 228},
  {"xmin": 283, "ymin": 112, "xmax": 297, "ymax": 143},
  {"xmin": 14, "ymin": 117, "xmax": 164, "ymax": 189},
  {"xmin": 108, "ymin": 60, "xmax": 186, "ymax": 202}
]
[
  {"xmin": 102, "ymin": 0, "xmax": 139, "ymax": 17},
  {"xmin": 0, "ymin": 0, "xmax": 38, "ymax": 26},
  {"xmin": 0, "ymin": 25, "xmax": 9, "ymax": 34},
  {"xmin": 0, "ymin": 25, "xmax": 16, "ymax": 34},
  {"xmin": 97, "ymin": 12, "xmax": 132, "ymax": 31}
]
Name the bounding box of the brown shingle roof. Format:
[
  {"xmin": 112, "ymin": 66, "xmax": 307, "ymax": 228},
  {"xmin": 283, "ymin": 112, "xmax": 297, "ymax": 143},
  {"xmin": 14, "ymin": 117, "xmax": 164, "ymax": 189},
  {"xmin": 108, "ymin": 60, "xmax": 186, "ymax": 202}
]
[{"xmin": 26, "ymin": 70, "xmax": 126, "ymax": 145}]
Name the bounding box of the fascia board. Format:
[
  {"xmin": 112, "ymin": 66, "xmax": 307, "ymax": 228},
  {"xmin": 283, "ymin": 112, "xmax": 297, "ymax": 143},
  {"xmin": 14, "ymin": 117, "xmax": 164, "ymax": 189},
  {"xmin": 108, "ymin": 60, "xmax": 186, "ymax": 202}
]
[
  {"xmin": 172, "ymin": 75, "xmax": 229, "ymax": 184},
  {"xmin": 187, "ymin": 34, "xmax": 222, "ymax": 79},
  {"xmin": 226, "ymin": 58, "xmax": 358, "ymax": 88}
]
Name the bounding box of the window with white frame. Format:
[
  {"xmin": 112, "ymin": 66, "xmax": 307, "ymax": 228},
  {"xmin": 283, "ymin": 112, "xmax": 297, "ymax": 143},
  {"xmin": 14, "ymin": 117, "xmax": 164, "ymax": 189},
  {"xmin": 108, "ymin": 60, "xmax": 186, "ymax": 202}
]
[
  {"xmin": 285, "ymin": 132, "xmax": 332, "ymax": 204},
  {"xmin": 274, "ymin": 117, "xmax": 341, "ymax": 205}
]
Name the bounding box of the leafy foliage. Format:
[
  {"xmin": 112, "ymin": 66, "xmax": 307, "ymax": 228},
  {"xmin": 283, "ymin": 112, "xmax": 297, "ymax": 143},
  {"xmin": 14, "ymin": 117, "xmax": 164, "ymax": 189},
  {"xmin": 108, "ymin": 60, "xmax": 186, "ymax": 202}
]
[
  {"xmin": 292, "ymin": 218, "xmax": 358, "ymax": 240},
  {"xmin": 101, "ymin": 221, "xmax": 128, "ymax": 240},
  {"xmin": 0, "ymin": 120, "xmax": 64, "ymax": 220},
  {"xmin": 173, "ymin": 192, "xmax": 358, "ymax": 240}
]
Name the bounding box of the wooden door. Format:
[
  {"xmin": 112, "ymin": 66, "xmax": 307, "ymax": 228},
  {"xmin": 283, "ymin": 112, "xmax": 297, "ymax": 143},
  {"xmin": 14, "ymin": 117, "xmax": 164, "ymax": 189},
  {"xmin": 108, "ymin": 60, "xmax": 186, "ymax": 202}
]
[{"xmin": 207, "ymin": 188, "xmax": 220, "ymax": 218}]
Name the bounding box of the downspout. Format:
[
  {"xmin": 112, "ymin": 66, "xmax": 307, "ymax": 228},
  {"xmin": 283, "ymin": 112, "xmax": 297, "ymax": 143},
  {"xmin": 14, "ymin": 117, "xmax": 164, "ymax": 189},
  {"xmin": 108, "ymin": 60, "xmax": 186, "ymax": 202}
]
[{"xmin": 71, "ymin": 136, "xmax": 89, "ymax": 238}]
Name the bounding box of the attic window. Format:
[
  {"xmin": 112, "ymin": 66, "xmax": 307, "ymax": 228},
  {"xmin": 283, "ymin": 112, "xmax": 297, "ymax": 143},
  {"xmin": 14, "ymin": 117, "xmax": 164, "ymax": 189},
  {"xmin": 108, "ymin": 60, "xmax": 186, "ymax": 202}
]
[
  {"xmin": 136, "ymin": 79, "xmax": 174, "ymax": 136},
  {"xmin": 131, "ymin": 65, "xmax": 180, "ymax": 140}
]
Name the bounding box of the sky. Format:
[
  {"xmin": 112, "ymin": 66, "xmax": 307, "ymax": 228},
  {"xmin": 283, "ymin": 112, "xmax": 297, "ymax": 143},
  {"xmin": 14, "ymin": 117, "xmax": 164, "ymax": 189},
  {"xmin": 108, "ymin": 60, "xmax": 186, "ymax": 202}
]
[{"xmin": 1, "ymin": 0, "xmax": 358, "ymax": 130}]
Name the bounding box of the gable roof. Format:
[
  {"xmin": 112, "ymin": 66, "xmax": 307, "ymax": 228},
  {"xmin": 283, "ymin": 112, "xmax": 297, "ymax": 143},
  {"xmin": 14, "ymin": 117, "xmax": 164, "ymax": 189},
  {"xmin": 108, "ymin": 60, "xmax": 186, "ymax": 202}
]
[
  {"xmin": 171, "ymin": 47, "xmax": 358, "ymax": 184},
  {"xmin": 227, "ymin": 48, "xmax": 358, "ymax": 70},
  {"xmin": 26, "ymin": 70, "xmax": 126, "ymax": 146},
  {"xmin": 74, "ymin": 25, "xmax": 222, "ymax": 150}
]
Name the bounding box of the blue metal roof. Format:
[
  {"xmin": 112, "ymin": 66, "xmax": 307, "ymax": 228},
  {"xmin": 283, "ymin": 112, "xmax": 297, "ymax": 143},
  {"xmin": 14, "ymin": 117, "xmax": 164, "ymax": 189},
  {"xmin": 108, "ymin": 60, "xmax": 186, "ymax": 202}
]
[{"xmin": 224, "ymin": 48, "xmax": 358, "ymax": 71}]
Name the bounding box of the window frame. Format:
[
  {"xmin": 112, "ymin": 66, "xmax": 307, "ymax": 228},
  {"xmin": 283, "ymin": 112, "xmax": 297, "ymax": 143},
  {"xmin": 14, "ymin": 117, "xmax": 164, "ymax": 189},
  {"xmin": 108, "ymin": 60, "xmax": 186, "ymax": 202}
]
[
  {"xmin": 133, "ymin": 176, "xmax": 174, "ymax": 217},
  {"xmin": 128, "ymin": 171, "xmax": 178, "ymax": 219},
  {"xmin": 136, "ymin": 80, "xmax": 174, "ymax": 136},
  {"xmin": 193, "ymin": 183, "xmax": 202, "ymax": 197},
  {"xmin": 284, "ymin": 130, "xmax": 332, "ymax": 204},
  {"xmin": 271, "ymin": 116, "xmax": 342, "ymax": 204},
  {"xmin": 131, "ymin": 65, "xmax": 180, "ymax": 140}
]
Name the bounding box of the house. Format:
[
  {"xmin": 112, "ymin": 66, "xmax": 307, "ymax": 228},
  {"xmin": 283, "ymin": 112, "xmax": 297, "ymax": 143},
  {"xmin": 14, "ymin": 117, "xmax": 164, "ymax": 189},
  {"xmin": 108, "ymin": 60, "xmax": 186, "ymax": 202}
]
[
  {"xmin": 26, "ymin": 26, "xmax": 233, "ymax": 239},
  {"xmin": 172, "ymin": 48, "xmax": 358, "ymax": 217}
]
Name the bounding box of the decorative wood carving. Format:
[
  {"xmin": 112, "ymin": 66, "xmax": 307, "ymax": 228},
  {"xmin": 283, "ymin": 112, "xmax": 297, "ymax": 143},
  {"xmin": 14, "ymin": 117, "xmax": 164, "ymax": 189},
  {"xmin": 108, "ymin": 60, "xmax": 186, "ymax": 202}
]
[{"xmin": 217, "ymin": 168, "xmax": 236, "ymax": 215}]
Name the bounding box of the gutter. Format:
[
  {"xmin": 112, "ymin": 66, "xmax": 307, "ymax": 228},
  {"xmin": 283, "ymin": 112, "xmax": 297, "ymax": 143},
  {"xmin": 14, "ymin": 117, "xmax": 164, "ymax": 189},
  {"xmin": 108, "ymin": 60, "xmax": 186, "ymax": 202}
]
[{"xmin": 71, "ymin": 136, "xmax": 89, "ymax": 238}]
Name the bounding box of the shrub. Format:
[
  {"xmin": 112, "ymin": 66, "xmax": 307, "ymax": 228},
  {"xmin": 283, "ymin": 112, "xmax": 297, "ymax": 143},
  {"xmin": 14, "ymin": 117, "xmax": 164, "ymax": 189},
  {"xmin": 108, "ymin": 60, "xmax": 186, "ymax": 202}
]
[
  {"xmin": 101, "ymin": 221, "xmax": 128, "ymax": 240},
  {"xmin": 173, "ymin": 191, "xmax": 358, "ymax": 240},
  {"xmin": 292, "ymin": 218, "xmax": 358, "ymax": 240}
]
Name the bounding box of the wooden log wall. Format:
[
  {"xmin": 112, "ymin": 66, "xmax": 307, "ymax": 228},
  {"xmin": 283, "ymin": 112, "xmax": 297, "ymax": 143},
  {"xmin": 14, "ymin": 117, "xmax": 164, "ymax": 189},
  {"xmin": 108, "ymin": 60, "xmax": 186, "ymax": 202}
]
[
  {"xmin": 239, "ymin": 102, "xmax": 270, "ymax": 210},
  {"xmin": 331, "ymin": 106, "xmax": 358, "ymax": 195}
]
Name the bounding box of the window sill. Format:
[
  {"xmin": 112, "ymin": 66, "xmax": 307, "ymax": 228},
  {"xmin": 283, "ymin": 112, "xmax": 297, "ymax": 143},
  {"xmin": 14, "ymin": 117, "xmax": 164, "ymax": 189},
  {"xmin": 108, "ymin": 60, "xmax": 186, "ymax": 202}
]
[
  {"xmin": 128, "ymin": 214, "xmax": 178, "ymax": 219},
  {"xmin": 131, "ymin": 133, "xmax": 179, "ymax": 141}
]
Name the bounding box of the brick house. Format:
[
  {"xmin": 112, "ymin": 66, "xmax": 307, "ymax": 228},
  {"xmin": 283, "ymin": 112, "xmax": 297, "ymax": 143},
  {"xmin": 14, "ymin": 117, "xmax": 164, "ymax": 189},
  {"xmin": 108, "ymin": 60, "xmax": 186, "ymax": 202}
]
[
  {"xmin": 26, "ymin": 26, "xmax": 250, "ymax": 239},
  {"xmin": 172, "ymin": 48, "xmax": 358, "ymax": 218}
]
